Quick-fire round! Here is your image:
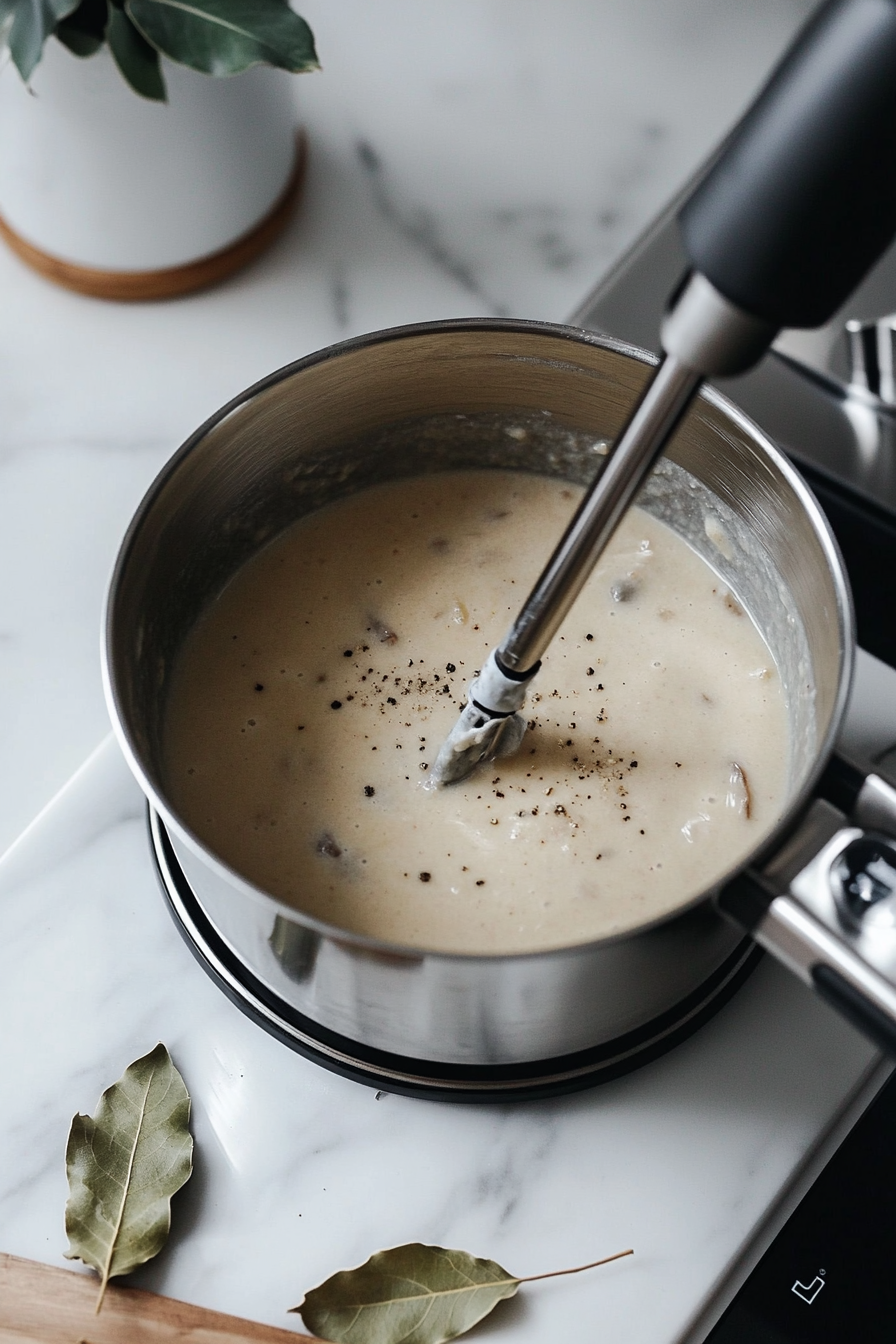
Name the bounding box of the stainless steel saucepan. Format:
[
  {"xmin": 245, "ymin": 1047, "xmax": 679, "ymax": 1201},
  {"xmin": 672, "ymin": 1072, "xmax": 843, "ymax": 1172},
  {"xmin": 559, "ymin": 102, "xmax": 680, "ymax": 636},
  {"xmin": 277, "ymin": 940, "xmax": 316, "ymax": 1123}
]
[
  {"xmin": 105, "ymin": 0, "xmax": 896, "ymax": 1095},
  {"xmin": 103, "ymin": 319, "xmax": 896, "ymax": 1099}
]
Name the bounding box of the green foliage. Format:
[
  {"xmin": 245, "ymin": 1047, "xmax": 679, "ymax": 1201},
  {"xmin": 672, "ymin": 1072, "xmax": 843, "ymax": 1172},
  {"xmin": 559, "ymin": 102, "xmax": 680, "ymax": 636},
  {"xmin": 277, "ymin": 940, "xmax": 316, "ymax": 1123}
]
[
  {"xmin": 55, "ymin": 0, "xmax": 105, "ymax": 57},
  {"xmin": 0, "ymin": 0, "xmax": 79, "ymax": 79},
  {"xmin": 107, "ymin": 3, "xmax": 164, "ymax": 100},
  {"xmin": 64, "ymin": 1043, "xmax": 193, "ymax": 1313},
  {"xmin": 0, "ymin": 0, "xmax": 317, "ymax": 98},
  {"xmin": 127, "ymin": 0, "xmax": 318, "ymax": 78}
]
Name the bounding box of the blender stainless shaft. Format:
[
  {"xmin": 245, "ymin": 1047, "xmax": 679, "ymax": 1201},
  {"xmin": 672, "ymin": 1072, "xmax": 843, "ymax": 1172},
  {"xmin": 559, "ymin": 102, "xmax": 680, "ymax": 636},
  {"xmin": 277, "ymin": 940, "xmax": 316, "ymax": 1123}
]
[
  {"xmin": 498, "ymin": 272, "xmax": 781, "ymax": 678},
  {"xmin": 498, "ymin": 267, "xmax": 784, "ymax": 677},
  {"xmin": 430, "ymin": 276, "xmax": 777, "ymax": 787},
  {"xmin": 496, "ymin": 355, "xmax": 699, "ymax": 675}
]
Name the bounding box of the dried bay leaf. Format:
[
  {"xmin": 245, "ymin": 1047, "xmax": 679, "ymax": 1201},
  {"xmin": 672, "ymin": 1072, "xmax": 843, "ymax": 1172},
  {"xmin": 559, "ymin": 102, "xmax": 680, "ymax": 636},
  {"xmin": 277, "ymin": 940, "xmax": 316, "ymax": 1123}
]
[
  {"xmin": 292, "ymin": 1243, "xmax": 632, "ymax": 1344},
  {"xmin": 64, "ymin": 1043, "xmax": 193, "ymax": 1312},
  {"xmin": 294, "ymin": 1244, "xmax": 517, "ymax": 1344}
]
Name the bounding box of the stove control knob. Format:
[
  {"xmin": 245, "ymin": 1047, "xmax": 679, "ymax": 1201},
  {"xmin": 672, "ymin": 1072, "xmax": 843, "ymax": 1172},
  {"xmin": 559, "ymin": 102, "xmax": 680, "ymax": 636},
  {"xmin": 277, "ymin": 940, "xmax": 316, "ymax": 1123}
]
[
  {"xmin": 832, "ymin": 833, "xmax": 896, "ymax": 932},
  {"xmin": 846, "ymin": 316, "xmax": 896, "ymax": 403}
]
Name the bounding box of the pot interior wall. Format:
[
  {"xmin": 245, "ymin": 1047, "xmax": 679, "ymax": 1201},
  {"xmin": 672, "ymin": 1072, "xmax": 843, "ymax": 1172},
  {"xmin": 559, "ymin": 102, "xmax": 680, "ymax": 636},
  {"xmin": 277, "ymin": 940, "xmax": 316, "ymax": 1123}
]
[{"xmin": 109, "ymin": 325, "xmax": 844, "ymax": 882}]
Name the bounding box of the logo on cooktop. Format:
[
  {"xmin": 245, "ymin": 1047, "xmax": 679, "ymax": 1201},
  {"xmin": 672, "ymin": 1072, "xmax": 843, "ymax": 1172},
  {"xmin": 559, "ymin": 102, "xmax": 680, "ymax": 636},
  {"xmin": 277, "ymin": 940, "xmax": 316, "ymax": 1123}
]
[{"xmin": 792, "ymin": 1269, "xmax": 826, "ymax": 1305}]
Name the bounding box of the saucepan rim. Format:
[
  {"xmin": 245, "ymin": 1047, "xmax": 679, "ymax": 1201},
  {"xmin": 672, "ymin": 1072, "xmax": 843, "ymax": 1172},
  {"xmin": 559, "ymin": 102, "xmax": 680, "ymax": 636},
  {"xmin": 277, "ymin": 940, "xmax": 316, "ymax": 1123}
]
[{"xmin": 102, "ymin": 317, "xmax": 855, "ymax": 964}]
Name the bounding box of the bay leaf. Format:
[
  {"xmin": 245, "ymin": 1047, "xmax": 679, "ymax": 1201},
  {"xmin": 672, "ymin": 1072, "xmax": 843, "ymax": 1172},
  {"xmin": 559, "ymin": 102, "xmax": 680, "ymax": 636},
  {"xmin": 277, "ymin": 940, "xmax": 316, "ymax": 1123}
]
[
  {"xmin": 293, "ymin": 1244, "xmax": 634, "ymax": 1344},
  {"xmin": 294, "ymin": 1244, "xmax": 519, "ymax": 1344},
  {"xmin": 64, "ymin": 1043, "xmax": 193, "ymax": 1312}
]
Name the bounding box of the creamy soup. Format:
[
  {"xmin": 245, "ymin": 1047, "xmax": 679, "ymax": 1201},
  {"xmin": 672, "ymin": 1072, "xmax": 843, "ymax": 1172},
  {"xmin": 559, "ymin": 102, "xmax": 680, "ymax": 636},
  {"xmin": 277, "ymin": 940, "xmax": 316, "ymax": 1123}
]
[{"xmin": 163, "ymin": 470, "xmax": 789, "ymax": 954}]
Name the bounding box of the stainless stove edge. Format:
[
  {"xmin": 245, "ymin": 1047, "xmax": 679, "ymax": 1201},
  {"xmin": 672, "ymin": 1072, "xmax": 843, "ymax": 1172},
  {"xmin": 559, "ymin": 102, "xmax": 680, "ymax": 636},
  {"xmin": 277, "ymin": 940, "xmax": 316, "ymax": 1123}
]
[{"xmin": 570, "ymin": 186, "xmax": 896, "ymax": 516}]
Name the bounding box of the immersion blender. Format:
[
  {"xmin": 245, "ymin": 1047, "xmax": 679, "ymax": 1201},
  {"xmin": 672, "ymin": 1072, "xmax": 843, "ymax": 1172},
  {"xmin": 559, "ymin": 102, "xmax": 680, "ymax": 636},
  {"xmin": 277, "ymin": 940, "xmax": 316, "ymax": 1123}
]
[{"xmin": 433, "ymin": 0, "xmax": 896, "ymax": 786}]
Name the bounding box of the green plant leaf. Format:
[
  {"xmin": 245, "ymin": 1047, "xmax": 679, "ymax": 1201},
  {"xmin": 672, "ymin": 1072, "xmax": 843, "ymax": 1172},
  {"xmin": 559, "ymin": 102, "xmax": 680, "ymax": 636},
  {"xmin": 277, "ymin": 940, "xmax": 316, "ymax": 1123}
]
[
  {"xmin": 0, "ymin": 0, "xmax": 80, "ymax": 79},
  {"xmin": 124, "ymin": 0, "xmax": 318, "ymax": 77},
  {"xmin": 55, "ymin": 0, "xmax": 105, "ymax": 56},
  {"xmin": 106, "ymin": 1, "xmax": 165, "ymax": 99},
  {"xmin": 55, "ymin": 22, "xmax": 101, "ymax": 53},
  {"xmin": 64, "ymin": 1043, "xmax": 193, "ymax": 1313}
]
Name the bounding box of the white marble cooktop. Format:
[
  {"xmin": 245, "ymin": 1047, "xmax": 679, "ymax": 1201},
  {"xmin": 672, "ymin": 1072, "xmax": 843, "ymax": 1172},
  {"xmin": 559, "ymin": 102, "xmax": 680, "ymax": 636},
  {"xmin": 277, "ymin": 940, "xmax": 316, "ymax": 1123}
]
[
  {"xmin": 7, "ymin": 3, "xmax": 888, "ymax": 1342},
  {"xmin": 0, "ymin": 732, "xmax": 879, "ymax": 1344}
]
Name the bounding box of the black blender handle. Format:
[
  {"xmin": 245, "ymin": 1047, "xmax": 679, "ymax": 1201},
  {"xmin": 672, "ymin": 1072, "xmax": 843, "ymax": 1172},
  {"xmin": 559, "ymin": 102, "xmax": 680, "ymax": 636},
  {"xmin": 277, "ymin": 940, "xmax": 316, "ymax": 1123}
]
[{"xmin": 679, "ymin": 0, "xmax": 896, "ymax": 329}]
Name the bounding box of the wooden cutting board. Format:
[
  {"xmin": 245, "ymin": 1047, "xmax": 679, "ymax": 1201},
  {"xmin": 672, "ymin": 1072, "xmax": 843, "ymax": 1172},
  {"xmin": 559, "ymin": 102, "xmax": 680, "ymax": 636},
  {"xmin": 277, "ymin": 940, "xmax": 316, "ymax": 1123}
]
[{"xmin": 0, "ymin": 1254, "xmax": 318, "ymax": 1344}]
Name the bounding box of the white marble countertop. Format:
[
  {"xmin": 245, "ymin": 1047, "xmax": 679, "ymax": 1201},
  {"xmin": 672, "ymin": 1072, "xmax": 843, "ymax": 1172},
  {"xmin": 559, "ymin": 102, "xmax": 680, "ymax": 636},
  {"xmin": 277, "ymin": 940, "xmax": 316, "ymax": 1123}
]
[
  {"xmin": 0, "ymin": 0, "xmax": 817, "ymax": 854},
  {"xmin": 7, "ymin": 4, "xmax": 882, "ymax": 1343}
]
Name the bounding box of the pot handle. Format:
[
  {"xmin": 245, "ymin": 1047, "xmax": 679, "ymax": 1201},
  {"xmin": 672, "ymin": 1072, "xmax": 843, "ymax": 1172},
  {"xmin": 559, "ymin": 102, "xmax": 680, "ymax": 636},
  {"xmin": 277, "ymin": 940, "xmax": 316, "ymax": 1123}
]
[{"xmin": 717, "ymin": 755, "xmax": 896, "ymax": 1056}]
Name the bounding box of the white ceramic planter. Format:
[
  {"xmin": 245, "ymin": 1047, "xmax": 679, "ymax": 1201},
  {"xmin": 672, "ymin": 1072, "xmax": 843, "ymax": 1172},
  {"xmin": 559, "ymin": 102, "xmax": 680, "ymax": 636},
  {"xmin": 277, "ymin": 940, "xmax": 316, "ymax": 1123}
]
[{"xmin": 0, "ymin": 40, "xmax": 302, "ymax": 296}]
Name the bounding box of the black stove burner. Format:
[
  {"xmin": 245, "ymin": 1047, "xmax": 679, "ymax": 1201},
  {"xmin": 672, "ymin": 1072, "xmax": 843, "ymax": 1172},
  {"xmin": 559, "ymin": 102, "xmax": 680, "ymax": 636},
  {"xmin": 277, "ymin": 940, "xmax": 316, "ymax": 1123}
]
[{"xmin": 149, "ymin": 807, "xmax": 762, "ymax": 1102}]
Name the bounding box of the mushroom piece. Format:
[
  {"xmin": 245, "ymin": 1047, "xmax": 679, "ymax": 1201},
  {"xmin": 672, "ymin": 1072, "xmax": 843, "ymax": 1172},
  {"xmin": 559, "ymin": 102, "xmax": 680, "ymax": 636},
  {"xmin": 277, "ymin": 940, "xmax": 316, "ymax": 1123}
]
[{"xmin": 726, "ymin": 762, "xmax": 752, "ymax": 819}]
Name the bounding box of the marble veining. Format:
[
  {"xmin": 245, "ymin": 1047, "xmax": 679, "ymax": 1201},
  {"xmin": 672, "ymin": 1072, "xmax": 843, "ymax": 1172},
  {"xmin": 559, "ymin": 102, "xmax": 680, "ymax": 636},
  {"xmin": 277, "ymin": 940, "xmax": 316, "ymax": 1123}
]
[{"xmin": 355, "ymin": 139, "xmax": 509, "ymax": 315}]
